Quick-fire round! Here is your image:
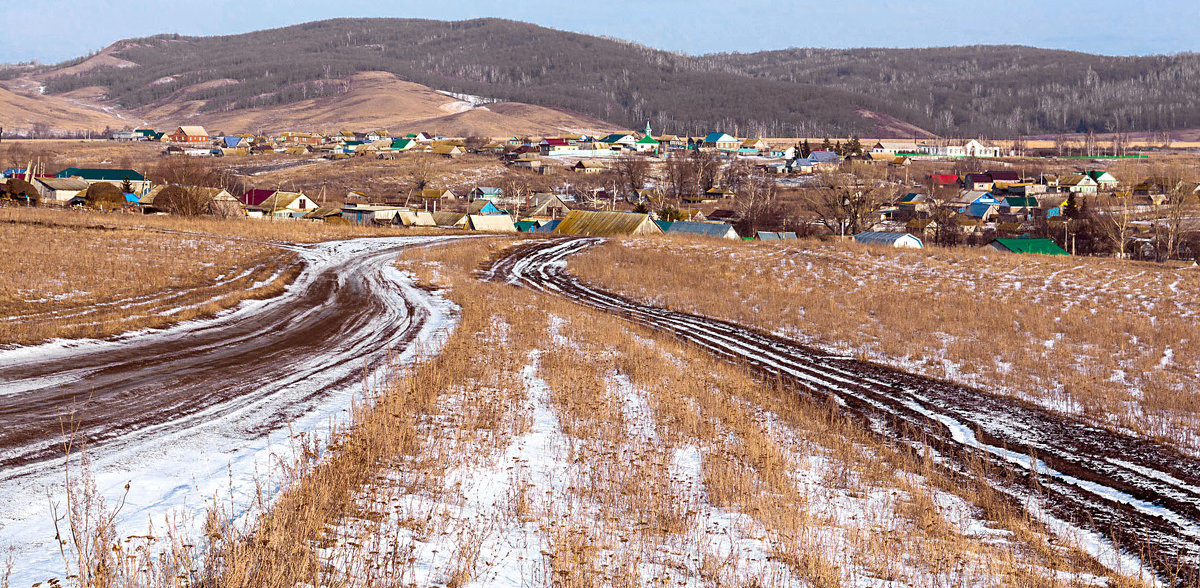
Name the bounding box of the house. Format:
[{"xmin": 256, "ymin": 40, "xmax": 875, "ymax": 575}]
[
  {"xmin": 806, "ymin": 150, "xmax": 842, "ymax": 169},
  {"xmin": 953, "ymin": 191, "xmax": 1002, "ymax": 220},
  {"xmin": 390, "ymin": 138, "xmax": 416, "ymax": 152},
  {"xmin": 466, "ymin": 214, "xmax": 517, "ymax": 233},
  {"xmin": 854, "ymin": 231, "xmax": 924, "ymax": 249},
  {"xmin": 989, "ymin": 238, "xmax": 1069, "ymax": 255},
  {"xmin": 740, "ymin": 138, "xmax": 769, "ymax": 154},
  {"xmin": 871, "ymin": 141, "xmax": 919, "ymax": 154},
  {"xmin": 420, "ymin": 189, "xmax": 457, "ymax": 202},
  {"xmin": 666, "ymin": 221, "xmax": 741, "ymax": 240},
  {"xmin": 1084, "ymin": 170, "xmax": 1119, "ymax": 189},
  {"xmin": 894, "ymin": 192, "xmax": 931, "ymax": 218},
  {"xmin": 524, "ymin": 193, "xmax": 571, "ymax": 219},
  {"xmin": 540, "ymin": 138, "xmax": 578, "ymax": 156},
  {"xmin": 33, "ymin": 177, "xmax": 90, "ymax": 204},
  {"xmin": 787, "ymin": 159, "xmax": 814, "ymax": 174},
  {"xmin": 701, "ymin": 133, "xmax": 741, "ymax": 151},
  {"xmin": 573, "ymin": 160, "xmax": 607, "ymax": 174},
  {"xmin": 599, "ymin": 133, "xmax": 636, "ymax": 146},
  {"xmin": 340, "ymin": 204, "xmax": 408, "ymax": 224},
  {"xmin": 54, "ymin": 167, "xmax": 150, "ymax": 195},
  {"xmin": 470, "ymin": 187, "xmax": 504, "ymax": 201},
  {"xmin": 301, "ymin": 207, "xmax": 343, "ymax": 222},
  {"xmin": 706, "ymin": 209, "xmax": 740, "ymax": 223},
  {"xmin": 138, "ymin": 186, "xmax": 239, "ymax": 215},
  {"xmin": 1059, "ymin": 174, "xmax": 1098, "ymax": 194},
  {"xmin": 241, "ymin": 189, "xmax": 279, "ymax": 206},
  {"xmin": 250, "ymin": 191, "xmax": 317, "ymax": 216},
  {"xmin": 554, "ymin": 210, "xmax": 664, "ymax": 236},
  {"xmin": 1002, "ymin": 196, "xmax": 1040, "ymax": 218},
  {"xmin": 432, "ymin": 211, "xmax": 468, "ymax": 228},
  {"xmin": 394, "ymin": 210, "xmax": 438, "ymax": 227},
  {"xmin": 280, "ymin": 132, "xmax": 322, "ymax": 145},
  {"xmin": 167, "ymin": 126, "xmax": 210, "ymax": 144},
  {"xmin": 466, "ymin": 199, "xmax": 505, "ymax": 215},
  {"xmin": 634, "ymin": 134, "xmax": 660, "ymax": 152},
  {"xmin": 963, "ymin": 173, "xmax": 995, "ymax": 191},
  {"xmin": 431, "ymin": 144, "xmax": 463, "ymax": 158},
  {"xmin": 919, "ymin": 139, "xmax": 1000, "ymax": 158}
]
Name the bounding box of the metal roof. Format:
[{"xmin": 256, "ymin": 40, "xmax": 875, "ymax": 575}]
[
  {"xmin": 56, "ymin": 168, "xmax": 146, "ymax": 182},
  {"xmin": 666, "ymin": 221, "xmax": 739, "ymax": 240},
  {"xmin": 853, "ymin": 232, "xmax": 924, "ymax": 248},
  {"xmin": 990, "ymin": 238, "xmax": 1069, "ymax": 255},
  {"xmin": 467, "ymin": 214, "xmax": 516, "ymax": 232},
  {"xmin": 554, "ymin": 210, "xmax": 663, "ymax": 236}
]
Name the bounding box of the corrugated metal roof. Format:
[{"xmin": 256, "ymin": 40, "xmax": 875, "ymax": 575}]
[
  {"xmin": 666, "ymin": 221, "xmax": 740, "ymax": 240},
  {"xmin": 991, "ymin": 238, "xmax": 1069, "ymax": 255},
  {"xmin": 554, "ymin": 210, "xmax": 662, "ymax": 236},
  {"xmin": 36, "ymin": 177, "xmax": 89, "ymax": 191},
  {"xmin": 854, "ymin": 232, "xmax": 924, "ymax": 248},
  {"xmin": 397, "ymin": 210, "xmax": 437, "ymax": 227},
  {"xmin": 432, "ymin": 211, "xmax": 467, "ymax": 227},
  {"xmin": 532, "ymin": 219, "xmax": 562, "ymax": 233},
  {"xmin": 467, "ymin": 214, "xmax": 516, "ymax": 232}
]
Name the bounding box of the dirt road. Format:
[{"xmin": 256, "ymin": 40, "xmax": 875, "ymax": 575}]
[
  {"xmin": 490, "ymin": 237, "xmax": 1200, "ymax": 586},
  {"xmin": 0, "ymin": 236, "xmax": 460, "ymax": 583}
]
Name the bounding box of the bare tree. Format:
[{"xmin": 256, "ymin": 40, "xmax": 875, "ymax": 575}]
[
  {"xmin": 733, "ymin": 173, "xmax": 779, "ymax": 235},
  {"xmin": 804, "ymin": 164, "xmax": 897, "ymax": 235},
  {"xmin": 405, "ymin": 153, "xmax": 436, "ymax": 205},
  {"xmin": 662, "ymin": 153, "xmax": 695, "ymax": 206},
  {"xmin": 614, "ymin": 154, "xmax": 651, "ymax": 197},
  {"xmin": 1095, "ymin": 197, "xmax": 1134, "ymax": 258}
]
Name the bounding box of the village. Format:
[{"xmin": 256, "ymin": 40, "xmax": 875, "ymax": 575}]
[{"xmin": 1, "ymin": 122, "xmax": 1198, "ymax": 262}]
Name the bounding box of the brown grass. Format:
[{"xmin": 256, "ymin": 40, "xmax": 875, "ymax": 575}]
[
  {"xmin": 167, "ymin": 237, "xmax": 1144, "ymax": 587},
  {"xmin": 0, "ymin": 207, "xmax": 448, "ymax": 345},
  {"xmin": 569, "ymin": 235, "xmax": 1200, "ymax": 454}
]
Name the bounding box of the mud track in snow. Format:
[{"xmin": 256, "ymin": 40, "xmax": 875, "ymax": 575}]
[
  {"xmin": 489, "ymin": 237, "xmax": 1200, "ymax": 586},
  {"xmin": 0, "ymin": 236, "xmax": 458, "ymax": 474}
]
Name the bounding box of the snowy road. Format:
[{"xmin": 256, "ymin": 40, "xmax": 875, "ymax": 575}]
[
  {"xmin": 0, "ymin": 236, "xmax": 460, "ymax": 584},
  {"xmin": 490, "ymin": 237, "xmax": 1200, "ymax": 586}
]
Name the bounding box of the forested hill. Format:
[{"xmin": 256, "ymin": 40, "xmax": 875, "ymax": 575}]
[{"xmin": 27, "ymin": 18, "xmax": 1200, "ymax": 137}]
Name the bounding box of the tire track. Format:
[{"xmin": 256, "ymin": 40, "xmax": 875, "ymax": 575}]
[{"xmin": 489, "ymin": 237, "xmax": 1200, "ymax": 585}]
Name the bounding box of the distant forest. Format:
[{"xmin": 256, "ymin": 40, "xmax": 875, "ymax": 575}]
[{"xmin": 28, "ymin": 18, "xmax": 1200, "ymax": 137}]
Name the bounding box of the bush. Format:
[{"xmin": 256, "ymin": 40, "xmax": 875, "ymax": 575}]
[
  {"xmin": 4, "ymin": 178, "xmax": 39, "ymax": 198},
  {"xmin": 154, "ymin": 185, "xmax": 209, "ymax": 216}
]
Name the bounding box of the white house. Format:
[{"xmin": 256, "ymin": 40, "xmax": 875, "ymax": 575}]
[{"xmin": 918, "ymin": 139, "xmax": 1000, "ymax": 158}]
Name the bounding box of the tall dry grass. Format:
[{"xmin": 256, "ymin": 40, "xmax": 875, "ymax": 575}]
[
  {"xmin": 571, "ymin": 235, "xmax": 1200, "ymax": 454},
  {"xmin": 155, "ymin": 237, "xmax": 1142, "ymax": 587}
]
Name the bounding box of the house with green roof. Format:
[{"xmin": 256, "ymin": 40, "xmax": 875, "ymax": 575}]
[
  {"xmin": 55, "ymin": 168, "xmax": 150, "ymax": 195},
  {"xmin": 633, "ymin": 134, "xmax": 660, "ymax": 152},
  {"xmin": 1084, "ymin": 170, "xmax": 1118, "ymax": 190},
  {"xmin": 988, "ymin": 238, "xmax": 1069, "ymax": 255}
]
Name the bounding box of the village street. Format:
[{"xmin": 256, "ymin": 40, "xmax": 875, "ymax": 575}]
[{"xmin": 0, "ymin": 236, "xmax": 461, "ymax": 585}]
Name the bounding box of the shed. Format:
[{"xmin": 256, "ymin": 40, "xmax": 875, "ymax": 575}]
[
  {"xmin": 666, "ymin": 221, "xmax": 740, "ymax": 240},
  {"xmin": 988, "ymin": 238, "xmax": 1069, "ymax": 255},
  {"xmin": 467, "ymin": 214, "xmax": 516, "ymax": 232},
  {"xmin": 395, "ymin": 210, "xmax": 437, "ymax": 227},
  {"xmin": 554, "ymin": 210, "xmax": 663, "ymax": 236},
  {"xmin": 854, "ymin": 232, "xmax": 924, "ymax": 249},
  {"xmin": 432, "ymin": 211, "xmax": 468, "ymax": 228}
]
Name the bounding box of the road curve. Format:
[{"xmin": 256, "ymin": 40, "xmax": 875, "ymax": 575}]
[
  {"xmin": 490, "ymin": 237, "xmax": 1200, "ymax": 586},
  {"xmin": 0, "ymin": 235, "xmax": 462, "ymax": 583}
]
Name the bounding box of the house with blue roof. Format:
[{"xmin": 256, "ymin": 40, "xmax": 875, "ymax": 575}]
[
  {"xmin": 470, "ymin": 187, "xmax": 504, "ymax": 201},
  {"xmin": 222, "ymin": 136, "xmax": 243, "ymax": 148},
  {"xmin": 953, "ymin": 191, "xmax": 1002, "ymax": 220},
  {"xmin": 702, "ymin": 133, "xmax": 740, "ymax": 150}
]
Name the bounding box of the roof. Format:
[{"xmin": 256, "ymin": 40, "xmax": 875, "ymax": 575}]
[
  {"xmin": 420, "ymin": 189, "xmax": 454, "ymax": 199},
  {"xmin": 302, "ymin": 206, "xmax": 343, "ymax": 219},
  {"xmin": 1059, "ymin": 174, "xmax": 1097, "ymax": 187},
  {"xmin": 1004, "ymin": 196, "xmax": 1039, "ymax": 208},
  {"xmin": 897, "ymin": 192, "xmax": 927, "ymax": 204},
  {"xmin": 467, "ymin": 200, "xmax": 504, "ymax": 215},
  {"xmin": 177, "ymin": 126, "xmax": 208, "ymax": 136},
  {"xmin": 241, "ymin": 189, "xmax": 276, "ymax": 206},
  {"xmin": 965, "ymin": 173, "xmax": 994, "ymax": 184},
  {"xmin": 599, "ymin": 133, "xmax": 633, "ymax": 143},
  {"xmin": 474, "ymin": 186, "xmax": 503, "ymax": 195},
  {"xmin": 390, "ymin": 138, "xmax": 414, "ymax": 150},
  {"xmin": 575, "ymin": 160, "xmax": 607, "ymax": 169},
  {"xmin": 254, "ymin": 191, "xmax": 307, "ymax": 211},
  {"xmin": 467, "ymin": 214, "xmax": 517, "ymax": 232},
  {"xmin": 807, "ymin": 150, "xmax": 841, "ymax": 163},
  {"xmin": 703, "ymin": 132, "xmax": 738, "ymax": 143},
  {"xmin": 398, "ymin": 210, "xmax": 437, "ymax": 227},
  {"xmin": 432, "ymin": 211, "xmax": 467, "ymax": 227},
  {"xmin": 854, "ymin": 232, "xmax": 924, "ymax": 248},
  {"xmin": 56, "ymin": 168, "xmax": 146, "ymax": 182},
  {"xmin": 542, "ymin": 138, "xmax": 571, "ymax": 146},
  {"xmin": 532, "ymin": 219, "xmax": 562, "ymax": 233},
  {"xmin": 515, "ymin": 220, "xmax": 539, "ymax": 232},
  {"xmin": 654, "ymin": 220, "xmax": 674, "ymax": 232},
  {"xmin": 991, "ymin": 238, "xmax": 1069, "ymax": 255},
  {"xmin": 666, "ymin": 221, "xmax": 739, "ymax": 240},
  {"xmin": 636, "ymin": 135, "xmax": 660, "ymax": 145},
  {"xmin": 987, "ymin": 170, "xmax": 1021, "ymax": 182},
  {"xmin": 36, "ymin": 177, "xmax": 89, "ymax": 191},
  {"xmin": 431, "ymin": 144, "xmax": 462, "ymax": 155},
  {"xmin": 930, "ymin": 174, "xmax": 959, "ymax": 184},
  {"xmin": 554, "ymin": 210, "xmax": 663, "ymax": 236}
]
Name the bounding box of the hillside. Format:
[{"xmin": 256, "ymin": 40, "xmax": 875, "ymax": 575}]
[{"xmin": 7, "ymin": 18, "xmax": 1200, "ymax": 138}]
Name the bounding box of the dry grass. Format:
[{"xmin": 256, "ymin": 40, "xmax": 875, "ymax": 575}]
[
  {"xmin": 0, "ymin": 207, "xmax": 447, "ymax": 345},
  {"xmin": 569, "ymin": 235, "xmax": 1200, "ymax": 454},
  {"xmin": 168, "ymin": 237, "xmax": 1142, "ymax": 587}
]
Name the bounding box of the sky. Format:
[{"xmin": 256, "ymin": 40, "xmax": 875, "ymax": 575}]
[{"xmin": 2, "ymin": 0, "xmax": 1198, "ymax": 64}]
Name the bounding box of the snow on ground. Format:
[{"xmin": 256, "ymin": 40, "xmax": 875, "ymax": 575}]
[{"xmin": 0, "ymin": 237, "xmax": 460, "ymax": 586}]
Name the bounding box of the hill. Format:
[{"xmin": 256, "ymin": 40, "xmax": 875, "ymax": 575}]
[{"xmin": 6, "ymin": 18, "xmax": 1200, "ymax": 138}]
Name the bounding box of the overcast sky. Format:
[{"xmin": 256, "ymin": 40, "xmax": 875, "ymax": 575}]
[{"xmin": 2, "ymin": 0, "xmax": 1198, "ymax": 64}]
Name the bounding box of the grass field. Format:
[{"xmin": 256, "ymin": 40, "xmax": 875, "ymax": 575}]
[
  {"xmin": 0, "ymin": 207, "xmax": 444, "ymax": 345},
  {"xmin": 569, "ymin": 236, "xmax": 1200, "ymax": 455},
  {"xmin": 148, "ymin": 238, "xmax": 1135, "ymax": 587}
]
